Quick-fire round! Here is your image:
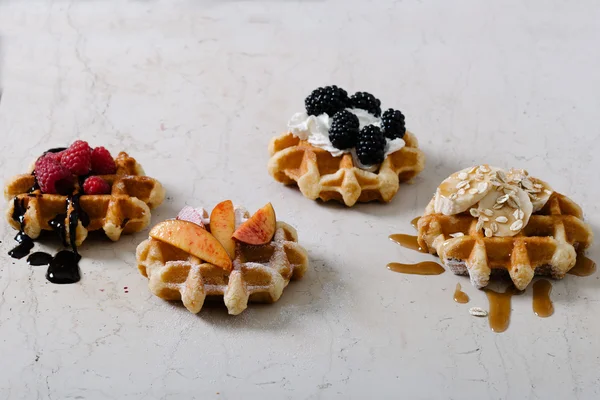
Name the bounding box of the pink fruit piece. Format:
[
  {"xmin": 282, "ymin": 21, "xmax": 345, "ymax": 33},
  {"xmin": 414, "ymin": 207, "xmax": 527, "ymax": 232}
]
[{"xmin": 176, "ymin": 206, "xmax": 207, "ymax": 229}]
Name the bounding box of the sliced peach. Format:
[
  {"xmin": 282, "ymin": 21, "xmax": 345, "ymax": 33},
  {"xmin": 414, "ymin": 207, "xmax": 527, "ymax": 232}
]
[
  {"xmin": 210, "ymin": 200, "xmax": 236, "ymax": 259},
  {"xmin": 232, "ymin": 202, "xmax": 276, "ymax": 245},
  {"xmin": 150, "ymin": 219, "xmax": 232, "ymax": 271}
]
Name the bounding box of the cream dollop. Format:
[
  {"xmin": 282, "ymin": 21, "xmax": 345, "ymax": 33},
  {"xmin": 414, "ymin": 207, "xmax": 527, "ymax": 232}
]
[{"xmin": 287, "ymin": 108, "xmax": 405, "ymax": 167}]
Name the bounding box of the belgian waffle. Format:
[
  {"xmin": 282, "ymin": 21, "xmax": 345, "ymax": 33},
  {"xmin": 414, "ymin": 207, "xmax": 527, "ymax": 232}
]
[
  {"xmin": 4, "ymin": 152, "xmax": 165, "ymax": 246},
  {"xmin": 136, "ymin": 216, "xmax": 308, "ymax": 315},
  {"xmin": 418, "ymin": 192, "xmax": 593, "ymax": 290},
  {"xmin": 268, "ymin": 131, "xmax": 425, "ymax": 207}
]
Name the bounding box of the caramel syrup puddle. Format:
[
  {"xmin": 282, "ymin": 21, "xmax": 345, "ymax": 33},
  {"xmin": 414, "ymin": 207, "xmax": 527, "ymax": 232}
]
[
  {"xmin": 453, "ymin": 283, "xmax": 469, "ymax": 304},
  {"xmin": 387, "ymin": 261, "xmax": 445, "ymax": 275},
  {"xmin": 568, "ymin": 254, "xmax": 596, "ymax": 277},
  {"xmin": 389, "ymin": 234, "xmax": 426, "ymax": 253},
  {"xmin": 410, "ymin": 216, "xmax": 421, "ymax": 230},
  {"xmin": 532, "ymin": 279, "xmax": 554, "ymax": 317},
  {"xmin": 484, "ymin": 285, "xmax": 523, "ymax": 333}
]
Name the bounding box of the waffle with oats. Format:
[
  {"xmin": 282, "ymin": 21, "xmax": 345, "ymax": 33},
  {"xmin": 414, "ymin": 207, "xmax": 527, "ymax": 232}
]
[
  {"xmin": 4, "ymin": 152, "xmax": 165, "ymax": 246},
  {"xmin": 418, "ymin": 192, "xmax": 593, "ymax": 290},
  {"xmin": 136, "ymin": 218, "xmax": 308, "ymax": 315},
  {"xmin": 268, "ymin": 131, "xmax": 425, "ymax": 207}
]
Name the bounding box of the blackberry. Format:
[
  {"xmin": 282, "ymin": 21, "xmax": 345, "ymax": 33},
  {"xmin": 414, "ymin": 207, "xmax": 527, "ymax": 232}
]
[
  {"xmin": 381, "ymin": 108, "xmax": 406, "ymax": 139},
  {"xmin": 349, "ymin": 92, "xmax": 381, "ymax": 117},
  {"xmin": 329, "ymin": 110, "xmax": 359, "ymax": 150},
  {"xmin": 304, "ymin": 85, "xmax": 349, "ymax": 116},
  {"xmin": 356, "ymin": 125, "xmax": 386, "ymax": 165}
]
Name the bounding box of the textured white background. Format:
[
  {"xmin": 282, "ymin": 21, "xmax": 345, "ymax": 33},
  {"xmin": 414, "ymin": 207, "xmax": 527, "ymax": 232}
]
[{"xmin": 1, "ymin": 1, "xmax": 599, "ymax": 399}]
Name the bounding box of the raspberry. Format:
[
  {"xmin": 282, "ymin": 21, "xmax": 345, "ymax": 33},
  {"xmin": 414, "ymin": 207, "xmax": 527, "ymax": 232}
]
[
  {"xmin": 349, "ymin": 92, "xmax": 381, "ymax": 117},
  {"xmin": 356, "ymin": 125, "xmax": 386, "ymax": 165},
  {"xmin": 61, "ymin": 140, "xmax": 92, "ymax": 176},
  {"xmin": 83, "ymin": 176, "xmax": 111, "ymax": 195},
  {"xmin": 305, "ymin": 85, "xmax": 349, "ymax": 116},
  {"xmin": 329, "ymin": 110, "xmax": 359, "ymax": 150},
  {"xmin": 91, "ymin": 146, "xmax": 116, "ymax": 175},
  {"xmin": 34, "ymin": 154, "xmax": 74, "ymax": 194},
  {"xmin": 381, "ymin": 109, "xmax": 406, "ymax": 139}
]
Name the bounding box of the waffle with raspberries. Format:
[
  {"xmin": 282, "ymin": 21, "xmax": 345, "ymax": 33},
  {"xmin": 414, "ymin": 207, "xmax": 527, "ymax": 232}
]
[
  {"xmin": 268, "ymin": 85, "xmax": 425, "ymax": 207},
  {"xmin": 4, "ymin": 142, "xmax": 165, "ymax": 247}
]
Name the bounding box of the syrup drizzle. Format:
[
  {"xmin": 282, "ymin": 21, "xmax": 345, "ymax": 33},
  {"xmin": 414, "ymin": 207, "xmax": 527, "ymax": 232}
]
[
  {"xmin": 532, "ymin": 279, "xmax": 554, "ymax": 317},
  {"xmin": 568, "ymin": 253, "xmax": 596, "ymax": 277},
  {"xmin": 453, "ymin": 283, "xmax": 469, "ymax": 304},
  {"xmin": 484, "ymin": 285, "xmax": 523, "ymax": 333},
  {"xmin": 410, "ymin": 216, "xmax": 421, "ymax": 230},
  {"xmin": 8, "ymin": 148, "xmax": 90, "ymax": 284},
  {"xmin": 387, "ymin": 261, "xmax": 445, "ymax": 275},
  {"xmin": 389, "ymin": 234, "xmax": 426, "ymax": 253}
]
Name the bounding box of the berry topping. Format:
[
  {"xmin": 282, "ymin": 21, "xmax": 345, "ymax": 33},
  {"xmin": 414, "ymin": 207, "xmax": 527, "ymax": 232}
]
[
  {"xmin": 61, "ymin": 140, "xmax": 92, "ymax": 176},
  {"xmin": 349, "ymin": 92, "xmax": 381, "ymax": 117},
  {"xmin": 356, "ymin": 126, "xmax": 386, "ymax": 165},
  {"xmin": 381, "ymin": 108, "xmax": 406, "ymax": 139},
  {"xmin": 83, "ymin": 176, "xmax": 111, "ymax": 195},
  {"xmin": 34, "ymin": 154, "xmax": 74, "ymax": 195},
  {"xmin": 91, "ymin": 146, "xmax": 117, "ymax": 175},
  {"xmin": 305, "ymin": 85, "xmax": 349, "ymax": 116},
  {"xmin": 329, "ymin": 110, "xmax": 360, "ymax": 150}
]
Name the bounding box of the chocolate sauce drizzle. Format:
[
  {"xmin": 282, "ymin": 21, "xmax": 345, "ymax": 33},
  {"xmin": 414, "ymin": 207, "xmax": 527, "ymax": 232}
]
[{"xmin": 8, "ymin": 148, "xmax": 89, "ymax": 284}]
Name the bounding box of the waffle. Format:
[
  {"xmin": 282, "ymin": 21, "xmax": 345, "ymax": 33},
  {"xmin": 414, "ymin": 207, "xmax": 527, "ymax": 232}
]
[
  {"xmin": 418, "ymin": 192, "xmax": 593, "ymax": 290},
  {"xmin": 268, "ymin": 131, "xmax": 425, "ymax": 207},
  {"xmin": 4, "ymin": 152, "xmax": 165, "ymax": 246},
  {"xmin": 136, "ymin": 218, "xmax": 309, "ymax": 315}
]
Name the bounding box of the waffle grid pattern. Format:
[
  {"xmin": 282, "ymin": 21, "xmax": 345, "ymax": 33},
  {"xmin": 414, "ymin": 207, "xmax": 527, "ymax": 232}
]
[
  {"xmin": 418, "ymin": 193, "xmax": 593, "ymax": 290},
  {"xmin": 4, "ymin": 152, "xmax": 165, "ymax": 246},
  {"xmin": 136, "ymin": 221, "xmax": 309, "ymax": 315},
  {"xmin": 268, "ymin": 131, "xmax": 425, "ymax": 206}
]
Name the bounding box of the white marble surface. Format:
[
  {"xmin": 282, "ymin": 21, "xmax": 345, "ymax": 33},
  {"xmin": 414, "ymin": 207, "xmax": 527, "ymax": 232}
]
[{"xmin": 1, "ymin": 1, "xmax": 599, "ymax": 399}]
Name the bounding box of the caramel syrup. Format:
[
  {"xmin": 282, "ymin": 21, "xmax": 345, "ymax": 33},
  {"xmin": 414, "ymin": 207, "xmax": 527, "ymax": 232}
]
[
  {"xmin": 387, "ymin": 261, "xmax": 445, "ymax": 275},
  {"xmin": 389, "ymin": 234, "xmax": 426, "ymax": 253},
  {"xmin": 453, "ymin": 283, "xmax": 469, "ymax": 303},
  {"xmin": 532, "ymin": 279, "xmax": 554, "ymax": 317},
  {"xmin": 568, "ymin": 254, "xmax": 596, "ymax": 277},
  {"xmin": 410, "ymin": 216, "xmax": 421, "ymax": 230},
  {"xmin": 484, "ymin": 285, "xmax": 523, "ymax": 333}
]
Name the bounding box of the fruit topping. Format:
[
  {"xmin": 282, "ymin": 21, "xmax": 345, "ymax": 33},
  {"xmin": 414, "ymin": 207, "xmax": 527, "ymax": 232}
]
[
  {"xmin": 210, "ymin": 200, "xmax": 236, "ymax": 260},
  {"xmin": 150, "ymin": 219, "xmax": 232, "ymax": 271},
  {"xmin": 34, "ymin": 154, "xmax": 74, "ymax": 194},
  {"xmin": 349, "ymin": 92, "xmax": 381, "ymax": 117},
  {"xmin": 232, "ymin": 202, "xmax": 276, "ymax": 245},
  {"xmin": 381, "ymin": 108, "xmax": 406, "ymax": 139},
  {"xmin": 61, "ymin": 140, "xmax": 92, "ymax": 175},
  {"xmin": 91, "ymin": 146, "xmax": 117, "ymax": 175},
  {"xmin": 176, "ymin": 206, "xmax": 207, "ymax": 228},
  {"xmin": 305, "ymin": 85, "xmax": 349, "ymax": 117},
  {"xmin": 329, "ymin": 110, "xmax": 360, "ymax": 150},
  {"xmin": 82, "ymin": 176, "xmax": 111, "ymax": 195},
  {"xmin": 356, "ymin": 125, "xmax": 386, "ymax": 165}
]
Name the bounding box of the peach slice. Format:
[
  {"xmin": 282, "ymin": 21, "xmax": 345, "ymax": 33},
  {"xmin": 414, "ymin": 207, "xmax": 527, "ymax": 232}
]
[
  {"xmin": 210, "ymin": 200, "xmax": 236, "ymax": 259},
  {"xmin": 150, "ymin": 219, "xmax": 232, "ymax": 271},
  {"xmin": 232, "ymin": 202, "xmax": 276, "ymax": 245}
]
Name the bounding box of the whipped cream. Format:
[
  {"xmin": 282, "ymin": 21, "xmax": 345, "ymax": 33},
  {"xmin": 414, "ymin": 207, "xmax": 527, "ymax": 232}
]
[{"xmin": 287, "ymin": 108, "xmax": 405, "ymax": 169}]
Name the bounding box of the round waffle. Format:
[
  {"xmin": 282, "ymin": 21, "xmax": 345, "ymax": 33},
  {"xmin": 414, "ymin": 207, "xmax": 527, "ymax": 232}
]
[
  {"xmin": 268, "ymin": 131, "xmax": 425, "ymax": 207},
  {"xmin": 4, "ymin": 152, "xmax": 165, "ymax": 246}
]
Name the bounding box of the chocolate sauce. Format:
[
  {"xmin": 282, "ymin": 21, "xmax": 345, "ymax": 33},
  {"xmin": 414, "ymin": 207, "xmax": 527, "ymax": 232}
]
[
  {"xmin": 8, "ymin": 198, "xmax": 34, "ymax": 259},
  {"xmin": 9, "ymin": 150, "xmax": 89, "ymax": 285},
  {"xmin": 48, "ymin": 211, "xmax": 68, "ymax": 246},
  {"xmin": 27, "ymin": 252, "xmax": 53, "ymax": 266},
  {"xmin": 46, "ymin": 251, "xmax": 81, "ymax": 284}
]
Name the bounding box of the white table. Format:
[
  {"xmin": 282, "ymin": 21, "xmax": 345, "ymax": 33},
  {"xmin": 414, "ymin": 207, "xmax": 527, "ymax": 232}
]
[{"xmin": 1, "ymin": 1, "xmax": 599, "ymax": 399}]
